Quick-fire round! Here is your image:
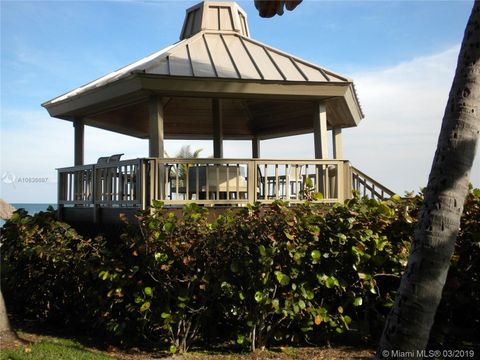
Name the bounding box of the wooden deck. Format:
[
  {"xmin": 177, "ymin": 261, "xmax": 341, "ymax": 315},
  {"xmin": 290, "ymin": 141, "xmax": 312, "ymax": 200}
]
[{"xmin": 57, "ymin": 158, "xmax": 394, "ymax": 224}]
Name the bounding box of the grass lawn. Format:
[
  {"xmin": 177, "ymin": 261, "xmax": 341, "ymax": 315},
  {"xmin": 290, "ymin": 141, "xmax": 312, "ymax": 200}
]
[
  {"xmin": 0, "ymin": 331, "xmax": 375, "ymax": 359},
  {"xmin": 0, "ymin": 335, "xmax": 112, "ymax": 360}
]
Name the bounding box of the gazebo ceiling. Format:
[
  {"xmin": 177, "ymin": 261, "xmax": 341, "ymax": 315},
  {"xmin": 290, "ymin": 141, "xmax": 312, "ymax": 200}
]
[{"xmin": 42, "ymin": 0, "xmax": 364, "ymax": 140}]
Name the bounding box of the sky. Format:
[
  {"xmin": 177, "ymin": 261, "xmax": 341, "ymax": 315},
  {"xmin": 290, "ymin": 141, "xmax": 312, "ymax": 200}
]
[{"xmin": 1, "ymin": 0, "xmax": 478, "ymax": 203}]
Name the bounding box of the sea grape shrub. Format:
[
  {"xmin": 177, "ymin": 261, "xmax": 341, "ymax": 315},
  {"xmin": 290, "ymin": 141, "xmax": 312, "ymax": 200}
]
[
  {"xmin": 212, "ymin": 195, "xmax": 415, "ymax": 350},
  {"xmin": 0, "ymin": 208, "xmax": 105, "ymax": 328},
  {"xmin": 107, "ymin": 202, "xmax": 220, "ymax": 353}
]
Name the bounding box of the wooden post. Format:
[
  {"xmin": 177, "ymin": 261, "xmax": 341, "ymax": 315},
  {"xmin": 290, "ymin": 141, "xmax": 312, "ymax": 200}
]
[
  {"xmin": 313, "ymin": 102, "xmax": 328, "ymax": 159},
  {"xmin": 313, "ymin": 102, "xmax": 328, "ymax": 197},
  {"xmin": 213, "ymin": 99, "xmax": 223, "ymax": 158},
  {"xmin": 252, "ymin": 137, "xmax": 260, "ymax": 158},
  {"xmin": 73, "ymin": 118, "xmax": 84, "ymax": 166},
  {"xmin": 149, "ymin": 96, "xmax": 165, "ymax": 203},
  {"xmin": 149, "ymin": 96, "xmax": 165, "ymax": 158},
  {"xmin": 332, "ymin": 127, "xmax": 343, "ymax": 159}
]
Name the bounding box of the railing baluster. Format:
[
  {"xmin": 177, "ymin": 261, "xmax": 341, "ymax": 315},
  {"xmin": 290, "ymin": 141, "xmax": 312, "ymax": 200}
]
[
  {"xmin": 130, "ymin": 165, "xmax": 134, "ymax": 201},
  {"xmin": 175, "ymin": 164, "xmax": 179, "ymax": 200},
  {"xmin": 226, "ymin": 166, "xmax": 230, "ymax": 200},
  {"xmin": 236, "ymin": 164, "xmax": 240, "ymax": 200},
  {"xmin": 325, "ymin": 165, "xmax": 330, "ymax": 199},
  {"xmin": 286, "ymin": 164, "xmax": 290, "ymax": 199},
  {"xmin": 263, "ymin": 164, "xmax": 267, "ymax": 200},
  {"xmin": 275, "ymin": 164, "xmax": 279, "ymax": 199},
  {"xmin": 68, "ymin": 173, "xmax": 72, "ymax": 202},
  {"xmin": 216, "ymin": 164, "xmax": 220, "ymax": 201},
  {"xmin": 206, "ymin": 164, "xmax": 209, "ymax": 200},
  {"xmin": 196, "ymin": 165, "xmax": 200, "ymax": 200},
  {"xmin": 186, "ymin": 163, "xmax": 190, "ymax": 201},
  {"xmin": 295, "ymin": 165, "xmax": 299, "ymax": 200}
]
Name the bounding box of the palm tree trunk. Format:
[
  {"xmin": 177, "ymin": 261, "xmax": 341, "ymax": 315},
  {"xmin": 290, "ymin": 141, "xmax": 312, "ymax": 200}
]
[{"xmin": 377, "ymin": 2, "xmax": 480, "ymax": 359}]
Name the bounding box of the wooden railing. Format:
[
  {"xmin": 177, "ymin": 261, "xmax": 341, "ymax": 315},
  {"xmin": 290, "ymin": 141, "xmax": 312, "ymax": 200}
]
[
  {"xmin": 254, "ymin": 160, "xmax": 350, "ymax": 203},
  {"xmin": 58, "ymin": 158, "xmax": 155, "ymax": 209},
  {"xmin": 157, "ymin": 159, "xmax": 351, "ymax": 206},
  {"xmin": 57, "ymin": 158, "xmax": 394, "ymax": 211},
  {"xmin": 158, "ymin": 159, "xmax": 252, "ymax": 206},
  {"xmin": 351, "ymin": 166, "xmax": 395, "ymax": 200}
]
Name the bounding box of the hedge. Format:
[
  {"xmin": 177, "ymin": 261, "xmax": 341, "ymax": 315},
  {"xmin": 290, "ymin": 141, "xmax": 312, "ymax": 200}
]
[{"xmin": 1, "ymin": 189, "xmax": 478, "ymax": 353}]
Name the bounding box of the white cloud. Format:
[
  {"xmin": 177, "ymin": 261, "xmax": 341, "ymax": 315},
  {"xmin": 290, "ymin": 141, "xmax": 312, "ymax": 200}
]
[{"xmin": 344, "ymin": 45, "xmax": 480, "ymax": 193}]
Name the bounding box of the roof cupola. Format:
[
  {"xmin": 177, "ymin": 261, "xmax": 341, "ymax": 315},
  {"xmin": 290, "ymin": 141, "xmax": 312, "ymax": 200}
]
[{"xmin": 180, "ymin": 1, "xmax": 250, "ymax": 39}]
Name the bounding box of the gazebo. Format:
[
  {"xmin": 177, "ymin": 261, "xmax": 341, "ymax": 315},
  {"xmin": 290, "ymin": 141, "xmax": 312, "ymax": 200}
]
[{"xmin": 42, "ymin": 0, "xmax": 393, "ymax": 223}]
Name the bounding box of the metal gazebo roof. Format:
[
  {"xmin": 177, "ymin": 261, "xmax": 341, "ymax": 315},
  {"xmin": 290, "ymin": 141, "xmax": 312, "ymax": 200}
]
[{"xmin": 43, "ymin": 0, "xmax": 363, "ymax": 141}]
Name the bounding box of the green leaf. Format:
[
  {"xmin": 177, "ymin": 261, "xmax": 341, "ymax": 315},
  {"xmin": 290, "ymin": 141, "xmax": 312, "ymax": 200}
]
[
  {"xmin": 169, "ymin": 345, "xmax": 177, "ymax": 354},
  {"xmin": 254, "ymin": 291, "xmax": 263, "ymax": 303},
  {"xmin": 337, "ymin": 233, "xmax": 347, "ymax": 243},
  {"xmin": 305, "ymin": 177, "xmax": 313, "ymax": 188},
  {"xmin": 311, "ymin": 250, "xmax": 321, "ymax": 262},
  {"xmin": 353, "ymin": 297, "xmax": 363, "ymax": 306},
  {"xmin": 391, "ymin": 194, "xmax": 402, "ymax": 203},
  {"xmin": 298, "ymin": 300, "xmax": 306, "ymax": 310},
  {"xmin": 275, "ymin": 271, "xmax": 290, "ymax": 286},
  {"xmin": 154, "ymin": 252, "xmax": 168, "ymax": 262},
  {"xmin": 258, "ymin": 245, "xmax": 267, "ymax": 257},
  {"xmin": 284, "ymin": 231, "xmax": 295, "ymax": 240},
  {"xmin": 239, "ymin": 291, "xmax": 245, "ymax": 301},
  {"xmin": 237, "ymin": 335, "xmax": 245, "ymax": 345},
  {"xmin": 144, "ymin": 287, "xmax": 153, "ymax": 297},
  {"xmin": 152, "ymin": 200, "xmax": 164, "ymax": 208},
  {"xmin": 163, "ymin": 222, "xmax": 174, "ymax": 232},
  {"xmin": 325, "ymin": 276, "xmax": 339, "ymax": 289},
  {"xmin": 140, "ymin": 301, "xmax": 150, "ymax": 312},
  {"xmin": 358, "ymin": 272, "xmax": 371, "ymax": 280},
  {"xmin": 161, "ymin": 312, "xmax": 171, "ymax": 319},
  {"xmin": 272, "ymin": 298, "xmax": 280, "ymax": 310}
]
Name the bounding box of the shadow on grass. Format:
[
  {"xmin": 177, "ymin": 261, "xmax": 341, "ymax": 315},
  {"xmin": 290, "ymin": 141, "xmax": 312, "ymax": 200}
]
[{"xmin": 10, "ymin": 318, "xmax": 375, "ymax": 359}]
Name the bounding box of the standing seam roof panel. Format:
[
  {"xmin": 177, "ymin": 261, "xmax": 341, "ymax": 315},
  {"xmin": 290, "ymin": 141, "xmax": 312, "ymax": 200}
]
[
  {"xmin": 146, "ymin": 58, "xmax": 170, "ymax": 75},
  {"xmin": 169, "ymin": 45, "xmax": 194, "ymax": 76},
  {"xmin": 267, "ymin": 50, "xmax": 305, "ymax": 81},
  {"xmin": 204, "ymin": 33, "xmax": 239, "ymax": 78},
  {"xmin": 295, "ymin": 62, "xmax": 329, "ymax": 82},
  {"xmin": 188, "ymin": 36, "xmax": 217, "ymax": 77},
  {"xmin": 242, "ymin": 39, "xmax": 283, "ymax": 80},
  {"xmin": 222, "ymin": 34, "xmax": 259, "ymax": 79}
]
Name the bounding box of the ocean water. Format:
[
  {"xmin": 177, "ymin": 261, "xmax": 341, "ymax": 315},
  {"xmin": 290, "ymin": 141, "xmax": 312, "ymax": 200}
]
[{"xmin": 0, "ymin": 203, "xmax": 57, "ymax": 227}]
